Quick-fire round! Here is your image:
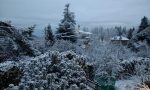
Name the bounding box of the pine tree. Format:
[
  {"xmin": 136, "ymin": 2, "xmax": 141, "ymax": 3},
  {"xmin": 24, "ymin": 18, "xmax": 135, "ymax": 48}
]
[
  {"xmin": 22, "ymin": 24, "xmax": 36, "ymax": 39},
  {"xmin": 127, "ymin": 28, "xmax": 135, "ymax": 39},
  {"xmin": 45, "ymin": 24, "xmax": 54, "ymax": 47},
  {"xmin": 56, "ymin": 4, "xmax": 77, "ymax": 42},
  {"xmin": 115, "ymin": 26, "xmax": 123, "ymax": 36},
  {"xmin": 138, "ymin": 16, "xmax": 149, "ymax": 33},
  {"xmin": 28, "ymin": 24, "xmax": 36, "ymax": 37}
]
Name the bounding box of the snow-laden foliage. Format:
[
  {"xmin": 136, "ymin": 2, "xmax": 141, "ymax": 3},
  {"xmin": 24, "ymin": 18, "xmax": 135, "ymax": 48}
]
[
  {"xmin": 1, "ymin": 16, "xmax": 150, "ymax": 90},
  {"xmin": 5, "ymin": 51, "xmax": 93, "ymax": 90},
  {"xmin": 50, "ymin": 40, "xmax": 83, "ymax": 54},
  {"xmin": 127, "ymin": 28, "xmax": 135, "ymax": 39},
  {"xmin": 138, "ymin": 16, "xmax": 150, "ymax": 33},
  {"xmin": 0, "ymin": 60, "xmax": 22, "ymax": 90},
  {"xmin": 50, "ymin": 31, "xmax": 135, "ymax": 79},
  {"xmin": 21, "ymin": 24, "xmax": 36, "ymax": 40},
  {"xmin": 56, "ymin": 4, "xmax": 77, "ymax": 42},
  {"xmin": 0, "ymin": 61, "xmax": 18, "ymax": 72},
  {"xmin": 128, "ymin": 26, "xmax": 150, "ymax": 55},
  {"xmin": 77, "ymin": 34, "xmax": 133, "ymax": 78},
  {"xmin": 91, "ymin": 27, "xmax": 116, "ymax": 41},
  {"xmin": 119, "ymin": 57, "xmax": 150, "ymax": 79},
  {"xmin": 0, "ymin": 21, "xmax": 40, "ymax": 57},
  {"xmin": 30, "ymin": 37, "xmax": 46, "ymax": 54},
  {"xmin": 44, "ymin": 24, "xmax": 55, "ymax": 47}
]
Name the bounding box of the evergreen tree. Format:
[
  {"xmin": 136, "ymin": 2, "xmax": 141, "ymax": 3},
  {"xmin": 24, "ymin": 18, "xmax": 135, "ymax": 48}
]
[
  {"xmin": 127, "ymin": 28, "xmax": 135, "ymax": 39},
  {"xmin": 28, "ymin": 24, "xmax": 36, "ymax": 37},
  {"xmin": 45, "ymin": 24, "xmax": 54, "ymax": 47},
  {"xmin": 56, "ymin": 4, "xmax": 77, "ymax": 42},
  {"xmin": 138, "ymin": 16, "xmax": 149, "ymax": 33},
  {"xmin": 122, "ymin": 27, "xmax": 127, "ymax": 36},
  {"xmin": 22, "ymin": 24, "xmax": 36, "ymax": 39},
  {"xmin": 115, "ymin": 26, "xmax": 123, "ymax": 36}
]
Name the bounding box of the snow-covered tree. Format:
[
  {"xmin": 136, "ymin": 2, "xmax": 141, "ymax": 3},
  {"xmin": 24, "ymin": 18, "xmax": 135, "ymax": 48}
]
[
  {"xmin": 56, "ymin": 4, "xmax": 77, "ymax": 42},
  {"xmin": 138, "ymin": 16, "xmax": 149, "ymax": 33},
  {"xmin": 50, "ymin": 40, "xmax": 80, "ymax": 53},
  {"xmin": 127, "ymin": 28, "xmax": 135, "ymax": 39},
  {"xmin": 0, "ymin": 21, "xmax": 39, "ymax": 56},
  {"xmin": 91, "ymin": 27, "xmax": 106, "ymax": 42},
  {"xmin": 115, "ymin": 26, "xmax": 124, "ymax": 37},
  {"xmin": 44, "ymin": 24, "xmax": 54, "ymax": 47},
  {"xmin": 22, "ymin": 24, "xmax": 36, "ymax": 39},
  {"xmin": 82, "ymin": 27, "xmax": 89, "ymax": 32}
]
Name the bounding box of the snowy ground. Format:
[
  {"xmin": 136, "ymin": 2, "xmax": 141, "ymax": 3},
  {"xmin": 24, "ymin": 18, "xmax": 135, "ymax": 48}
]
[{"xmin": 115, "ymin": 78, "xmax": 141, "ymax": 90}]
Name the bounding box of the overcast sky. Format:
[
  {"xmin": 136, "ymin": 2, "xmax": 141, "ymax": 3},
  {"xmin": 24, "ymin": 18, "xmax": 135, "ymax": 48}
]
[{"xmin": 0, "ymin": 0, "xmax": 150, "ymax": 31}]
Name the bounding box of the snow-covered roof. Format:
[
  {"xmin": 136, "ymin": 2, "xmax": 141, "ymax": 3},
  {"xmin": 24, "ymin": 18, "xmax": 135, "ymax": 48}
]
[
  {"xmin": 77, "ymin": 30, "xmax": 92, "ymax": 35},
  {"xmin": 111, "ymin": 36, "xmax": 129, "ymax": 41}
]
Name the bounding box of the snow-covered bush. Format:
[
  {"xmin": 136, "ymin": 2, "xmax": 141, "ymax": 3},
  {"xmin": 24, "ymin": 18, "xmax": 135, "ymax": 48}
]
[
  {"xmin": 119, "ymin": 57, "xmax": 150, "ymax": 79},
  {"xmin": 81, "ymin": 39, "xmax": 132, "ymax": 78},
  {"xmin": 94, "ymin": 45, "xmax": 124, "ymax": 78},
  {"xmin": 30, "ymin": 37, "xmax": 46, "ymax": 53},
  {"xmin": 6, "ymin": 51, "xmax": 94, "ymax": 90},
  {"xmin": 128, "ymin": 27, "xmax": 150, "ymax": 53},
  {"xmin": 50, "ymin": 40, "xmax": 82, "ymax": 54},
  {"xmin": 0, "ymin": 61, "xmax": 22, "ymax": 90}
]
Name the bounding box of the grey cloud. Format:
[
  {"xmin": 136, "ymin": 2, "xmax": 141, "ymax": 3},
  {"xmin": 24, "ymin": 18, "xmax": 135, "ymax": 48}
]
[{"xmin": 0, "ymin": 0, "xmax": 150, "ymax": 28}]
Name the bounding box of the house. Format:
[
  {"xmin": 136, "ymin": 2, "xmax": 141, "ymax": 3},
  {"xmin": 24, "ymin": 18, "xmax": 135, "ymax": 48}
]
[{"xmin": 110, "ymin": 36, "xmax": 129, "ymax": 45}]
